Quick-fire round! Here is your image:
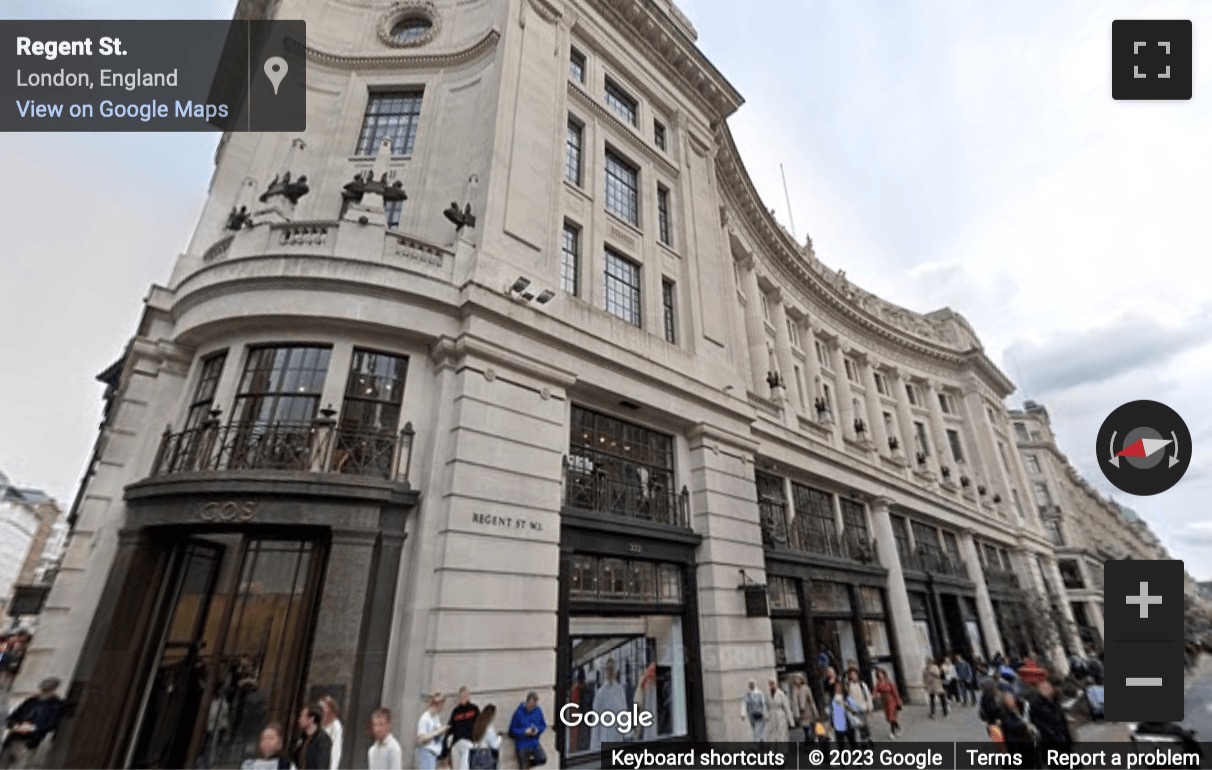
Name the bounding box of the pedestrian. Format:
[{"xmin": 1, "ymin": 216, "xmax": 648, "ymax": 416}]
[
  {"xmin": 367, "ymin": 708, "xmax": 402, "ymax": 770},
  {"xmin": 241, "ymin": 721, "xmax": 296, "ymax": 770},
  {"xmin": 941, "ymin": 655, "xmax": 958, "ymax": 703},
  {"xmin": 822, "ymin": 666, "xmax": 839, "ymax": 703},
  {"xmin": 829, "ymin": 681, "xmax": 858, "ymax": 748},
  {"xmin": 1085, "ymin": 677, "xmax": 1104, "ymax": 721},
  {"xmin": 740, "ymin": 680, "xmax": 768, "ymax": 742},
  {"xmin": 978, "ymin": 679, "xmax": 1001, "ymax": 734},
  {"xmin": 415, "ymin": 692, "xmax": 449, "ymax": 770},
  {"xmin": 873, "ymin": 668, "xmax": 902, "ymax": 740},
  {"xmin": 995, "ymin": 691, "xmax": 1034, "ymax": 766},
  {"xmin": 766, "ymin": 678, "xmax": 794, "ymax": 742},
  {"xmin": 1, "ymin": 677, "xmax": 64, "ymax": 770},
  {"xmin": 789, "ymin": 674, "xmax": 819, "ymax": 743},
  {"xmin": 955, "ymin": 655, "xmax": 975, "ymax": 706},
  {"xmin": 447, "ymin": 686, "xmax": 480, "ymax": 767},
  {"xmin": 844, "ymin": 668, "xmax": 873, "ymax": 745},
  {"xmin": 293, "ymin": 705, "xmax": 333, "ymax": 770},
  {"xmin": 462, "ymin": 704, "xmax": 501, "ymax": 770},
  {"xmin": 508, "ymin": 691, "xmax": 547, "ymax": 769},
  {"xmin": 1029, "ymin": 680, "xmax": 1073, "ymax": 762},
  {"xmin": 922, "ymin": 659, "xmax": 948, "ymax": 718},
  {"xmin": 319, "ymin": 696, "xmax": 343, "ymax": 770}
]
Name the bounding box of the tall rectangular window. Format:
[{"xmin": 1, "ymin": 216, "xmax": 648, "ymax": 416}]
[
  {"xmin": 356, "ymin": 90, "xmax": 424, "ymax": 156},
  {"xmin": 385, "ymin": 198, "xmax": 403, "ymax": 230},
  {"xmin": 561, "ymin": 223, "xmax": 580, "ymax": 296},
  {"xmin": 1032, "ymin": 481, "xmax": 1053, "ymax": 507},
  {"xmin": 794, "ymin": 366, "xmax": 806, "ymax": 408},
  {"xmin": 816, "ymin": 340, "xmax": 830, "ymax": 369},
  {"xmin": 604, "ymin": 249, "xmax": 642, "ymax": 326},
  {"xmin": 339, "ymin": 350, "xmax": 408, "ymax": 434},
  {"xmin": 890, "ymin": 515, "xmax": 911, "ymax": 559},
  {"xmin": 947, "ymin": 428, "xmax": 965, "ymax": 463},
  {"xmin": 654, "ymin": 120, "xmax": 666, "ymax": 150},
  {"xmin": 874, "ymin": 372, "xmax": 888, "ymax": 395},
  {"xmin": 760, "ymin": 293, "xmax": 770, "ymax": 321},
  {"xmin": 185, "ymin": 351, "xmax": 227, "ymax": 430},
  {"xmin": 657, "ymin": 185, "xmax": 671, "ymax": 246},
  {"xmin": 569, "ymin": 48, "xmax": 585, "ymax": 82},
  {"xmin": 605, "ymin": 78, "xmax": 637, "ymax": 125},
  {"xmin": 1014, "ymin": 422, "xmax": 1030, "ymax": 442},
  {"xmin": 906, "ymin": 383, "xmax": 920, "ymax": 406},
  {"xmin": 565, "ymin": 118, "xmax": 583, "ymax": 186},
  {"xmin": 605, "ymin": 150, "xmax": 639, "ymax": 225},
  {"xmin": 662, "ymin": 279, "xmax": 676, "ymax": 343},
  {"xmin": 786, "ymin": 319, "xmax": 800, "ymax": 348},
  {"xmin": 938, "ymin": 391, "xmax": 952, "ymax": 414},
  {"xmin": 232, "ymin": 346, "xmax": 332, "ymax": 428},
  {"xmin": 914, "ymin": 421, "xmax": 929, "ymax": 455},
  {"xmin": 844, "ymin": 358, "xmax": 858, "ymax": 383},
  {"xmin": 998, "ymin": 441, "xmax": 1011, "ymax": 471},
  {"xmin": 1025, "ymin": 454, "xmax": 1041, "ymax": 474},
  {"xmin": 791, "ymin": 483, "xmax": 839, "ymax": 541}
]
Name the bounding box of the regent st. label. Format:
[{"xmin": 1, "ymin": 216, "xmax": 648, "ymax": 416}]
[{"xmin": 470, "ymin": 511, "xmax": 543, "ymax": 533}]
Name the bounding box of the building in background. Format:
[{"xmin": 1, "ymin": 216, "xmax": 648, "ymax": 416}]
[
  {"xmin": 0, "ymin": 472, "xmax": 64, "ymax": 623},
  {"xmin": 14, "ymin": 0, "xmax": 1116, "ymax": 766}
]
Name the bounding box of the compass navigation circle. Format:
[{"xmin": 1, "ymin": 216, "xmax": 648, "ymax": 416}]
[{"xmin": 1096, "ymin": 400, "xmax": 1191, "ymax": 496}]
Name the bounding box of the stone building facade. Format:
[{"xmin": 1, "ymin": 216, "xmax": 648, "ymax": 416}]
[
  {"xmin": 18, "ymin": 0, "xmax": 1085, "ymax": 766},
  {"xmin": 0, "ymin": 472, "xmax": 62, "ymax": 617},
  {"xmin": 1008, "ymin": 400, "xmax": 1177, "ymax": 652}
]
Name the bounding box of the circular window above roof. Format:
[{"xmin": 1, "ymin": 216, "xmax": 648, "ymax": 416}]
[{"xmin": 391, "ymin": 16, "xmax": 432, "ymax": 44}]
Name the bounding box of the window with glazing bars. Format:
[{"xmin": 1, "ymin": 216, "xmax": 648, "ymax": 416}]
[
  {"xmin": 604, "ymin": 249, "xmax": 641, "ymax": 326},
  {"xmin": 661, "ymin": 279, "xmax": 676, "ymax": 343},
  {"xmin": 791, "ymin": 482, "xmax": 838, "ymax": 540},
  {"xmin": 605, "ymin": 78, "xmax": 637, "ymax": 125},
  {"xmin": 654, "ymin": 120, "xmax": 666, "ymax": 150},
  {"xmin": 385, "ymin": 198, "xmax": 403, "ymax": 230},
  {"xmin": 565, "ymin": 119, "xmax": 583, "ymax": 185},
  {"xmin": 755, "ymin": 470, "xmax": 787, "ymax": 545},
  {"xmin": 356, "ymin": 91, "xmax": 424, "ymax": 156},
  {"xmin": 569, "ymin": 48, "xmax": 585, "ymax": 82},
  {"xmin": 567, "ymin": 405, "xmax": 675, "ymax": 517},
  {"xmin": 891, "ymin": 515, "xmax": 911, "ymax": 559},
  {"xmin": 185, "ymin": 351, "xmax": 227, "ymax": 430},
  {"xmin": 561, "ymin": 223, "xmax": 580, "ymax": 296},
  {"xmin": 605, "ymin": 150, "xmax": 639, "ymax": 225},
  {"xmin": 911, "ymin": 521, "xmax": 941, "ymax": 551},
  {"xmin": 338, "ymin": 349, "xmax": 408, "ymax": 434},
  {"xmin": 947, "ymin": 428, "xmax": 965, "ymax": 463},
  {"xmin": 657, "ymin": 185, "xmax": 671, "ymax": 245},
  {"xmin": 231, "ymin": 346, "xmax": 332, "ymax": 428},
  {"xmin": 840, "ymin": 498, "xmax": 869, "ymax": 542},
  {"xmin": 942, "ymin": 530, "xmax": 962, "ymax": 565}
]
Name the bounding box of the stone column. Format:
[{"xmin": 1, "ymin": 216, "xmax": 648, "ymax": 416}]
[
  {"xmin": 1042, "ymin": 555, "xmax": 1085, "ymax": 660},
  {"xmin": 769, "ymin": 291, "xmax": 799, "ymax": 422},
  {"xmin": 959, "ymin": 530, "xmax": 1004, "ymax": 658},
  {"xmin": 1019, "ymin": 550, "xmax": 1071, "ymax": 675},
  {"xmin": 923, "ymin": 381, "xmax": 952, "ymax": 478},
  {"xmin": 890, "ymin": 369, "xmax": 921, "ymax": 471},
  {"xmin": 830, "ymin": 342, "xmax": 857, "ymax": 442},
  {"xmin": 739, "ymin": 258, "xmax": 769, "ymax": 395},
  {"xmin": 859, "ymin": 356, "xmax": 888, "ymax": 457},
  {"xmin": 870, "ymin": 498, "xmax": 927, "ymax": 702}
]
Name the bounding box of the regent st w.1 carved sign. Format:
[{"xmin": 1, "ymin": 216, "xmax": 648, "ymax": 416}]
[{"xmin": 470, "ymin": 511, "xmax": 543, "ymax": 534}]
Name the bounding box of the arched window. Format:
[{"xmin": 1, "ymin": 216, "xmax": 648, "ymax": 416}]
[{"xmin": 390, "ymin": 16, "xmax": 432, "ymax": 43}]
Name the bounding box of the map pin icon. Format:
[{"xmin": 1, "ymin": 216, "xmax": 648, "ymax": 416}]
[{"xmin": 264, "ymin": 56, "xmax": 288, "ymax": 95}]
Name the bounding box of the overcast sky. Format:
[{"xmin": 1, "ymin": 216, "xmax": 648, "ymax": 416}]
[{"xmin": 2, "ymin": 1, "xmax": 1209, "ymax": 578}]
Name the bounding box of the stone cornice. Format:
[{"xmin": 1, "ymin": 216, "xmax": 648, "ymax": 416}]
[
  {"xmin": 593, "ymin": 0, "xmax": 743, "ymax": 122},
  {"xmin": 714, "ymin": 123, "xmax": 1018, "ymax": 394},
  {"xmin": 305, "ymin": 27, "xmax": 500, "ymax": 70}
]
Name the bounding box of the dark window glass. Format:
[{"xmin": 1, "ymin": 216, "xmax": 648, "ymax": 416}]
[
  {"xmin": 385, "ymin": 198, "xmax": 403, "ymax": 230},
  {"xmin": 857, "ymin": 586, "xmax": 884, "ymax": 615},
  {"xmin": 791, "ymin": 483, "xmax": 838, "ymax": 540},
  {"xmin": 890, "ymin": 514, "xmax": 911, "ymax": 559},
  {"xmin": 561, "ymin": 223, "xmax": 580, "ymax": 295},
  {"xmin": 567, "ymin": 554, "xmax": 682, "ymax": 604},
  {"xmin": 356, "ymin": 91, "xmax": 424, "ymax": 156},
  {"xmin": 569, "ymin": 48, "xmax": 585, "ymax": 82},
  {"xmin": 808, "ymin": 581, "xmax": 851, "ymax": 613},
  {"xmin": 654, "ymin": 120, "xmax": 666, "ymax": 150},
  {"xmin": 657, "ymin": 185, "xmax": 671, "ymax": 245},
  {"xmin": 605, "ymin": 78, "xmax": 637, "ymax": 125},
  {"xmin": 662, "ymin": 279, "xmax": 676, "ymax": 343},
  {"xmin": 231, "ymin": 346, "xmax": 331, "ymax": 429},
  {"xmin": 605, "ymin": 150, "xmax": 639, "ymax": 225},
  {"xmin": 390, "ymin": 16, "xmax": 432, "ymax": 43},
  {"xmin": 768, "ymin": 576, "xmax": 800, "ymax": 611},
  {"xmin": 840, "ymin": 498, "xmax": 869, "ymax": 542},
  {"xmin": 947, "ymin": 428, "xmax": 964, "ymax": 463},
  {"xmin": 185, "ymin": 351, "xmax": 227, "ymax": 430},
  {"xmin": 604, "ymin": 249, "xmax": 641, "ymax": 326},
  {"xmin": 338, "ymin": 349, "xmax": 408, "ymax": 434},
  {"xmin": 565, "ymin": 119, "xmax": 582, "ymax": 185}
]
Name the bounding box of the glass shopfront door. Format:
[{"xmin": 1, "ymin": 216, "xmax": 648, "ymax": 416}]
[{"xmin": 127, "ymin": 535, "xmax": 323, "ymax": 769}]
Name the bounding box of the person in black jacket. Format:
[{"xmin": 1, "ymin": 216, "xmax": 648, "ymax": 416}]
[
  {"xmin": 293, "ymin": 705, "xmax": 333, "ymax": 770},
  {"xmin": 996, "ymin": 692, "xmax": 1034, "ymax": 767},
  {"xmin": 1, "ymin": 677, "xmax": 65, "ymax": 769},
  {"xmin": 1030, "ymin": 680, "xmax": 1072, "ymax": 767}
]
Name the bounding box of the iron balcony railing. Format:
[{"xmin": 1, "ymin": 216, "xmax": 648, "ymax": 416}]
[
  {"xmin": 563, "ymin": 462, "xmax": 690, "ymax": 528},
  {"xmin": 900, "ymin": 545, "xmax": 970, "ymax": 579},
  {"xmin": 761, "ymin": 512, "xmax": 880, "ymax": 565},
  {"xmin": 151, "ymin": 416, "xmax": 415, "ymax": 483}
]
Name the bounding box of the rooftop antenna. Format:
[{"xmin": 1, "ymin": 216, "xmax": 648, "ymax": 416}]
[
  {"xmin": 779, "ymin": 163, "xmax": 797, "ymax": 240},
  {"xmin": 1010, "ymin": 349, "xmax": 1033, "ymax": 405}
]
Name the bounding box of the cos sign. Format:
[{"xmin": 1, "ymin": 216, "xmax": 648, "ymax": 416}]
[{"xmin": 200, "ymin": 501, "xmax": 257, "ymax": 523}]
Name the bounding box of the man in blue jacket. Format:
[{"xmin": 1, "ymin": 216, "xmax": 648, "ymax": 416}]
[{"xmin": 509, "ymin": 691, "xmax": 547, "ymax": 768}]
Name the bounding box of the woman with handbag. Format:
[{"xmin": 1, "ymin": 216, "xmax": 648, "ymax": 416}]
[
  {"xmin": 461, "ymin": 705, "xmax": 501, "ymax": 770},
  {"xmin": 873, "ymin": 668, "xmax": 902, "ymax": 740}
]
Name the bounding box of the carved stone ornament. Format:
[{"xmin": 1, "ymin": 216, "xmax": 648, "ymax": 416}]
[
  {"xmin": 342, "ymin": 170, "xmax": 407, "ymax": 203},
  {"xmin": 259, "ymin": 171, "xmax": 310, "ymax": 205},
  {"xmin": 378, "ymin": 1, "xmax": 440, "ymax": 48}
]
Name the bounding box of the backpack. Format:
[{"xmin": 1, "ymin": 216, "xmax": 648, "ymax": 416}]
[{"xmin": 745, "ymin": 691, "xmax": 766, "ymax": 720}]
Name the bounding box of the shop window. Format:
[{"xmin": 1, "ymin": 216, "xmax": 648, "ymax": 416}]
[
  {"xmin": 768, "ymin": 576, "xmax": 800, "ymax": 611},
  {"xmin": 808, "ymin": 581, "xmax": 851, "ymax": 613}
]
